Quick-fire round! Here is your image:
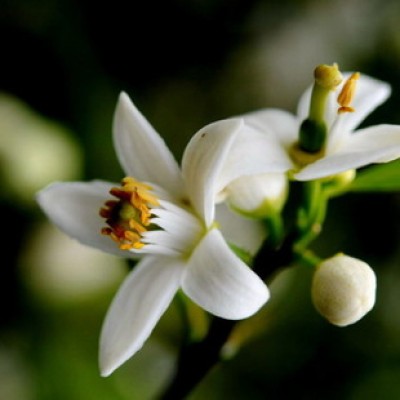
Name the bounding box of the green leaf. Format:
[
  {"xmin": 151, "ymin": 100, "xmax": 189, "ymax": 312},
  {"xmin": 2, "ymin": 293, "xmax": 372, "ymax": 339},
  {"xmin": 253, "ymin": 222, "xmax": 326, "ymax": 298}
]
[{"xmin": 349, "ymin": 160, "xmax": 400, "ymax": 192}]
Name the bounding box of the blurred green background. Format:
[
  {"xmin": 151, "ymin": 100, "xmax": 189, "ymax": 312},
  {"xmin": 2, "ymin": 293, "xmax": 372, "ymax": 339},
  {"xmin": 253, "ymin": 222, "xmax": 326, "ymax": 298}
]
[{"xmin": 1, "ymin": 0, "xmax": 400, "ymax": 398}]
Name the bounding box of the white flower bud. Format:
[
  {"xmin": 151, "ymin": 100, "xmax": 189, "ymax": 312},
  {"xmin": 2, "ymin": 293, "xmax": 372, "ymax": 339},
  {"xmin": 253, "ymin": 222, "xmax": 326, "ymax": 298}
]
[
  {"xmin": 311, "ymin": 254, "xmax": 376, "ymax": 327},
  {"xmin": 223, "ymin": 173, "xmax": 288, "ymax": 218}
]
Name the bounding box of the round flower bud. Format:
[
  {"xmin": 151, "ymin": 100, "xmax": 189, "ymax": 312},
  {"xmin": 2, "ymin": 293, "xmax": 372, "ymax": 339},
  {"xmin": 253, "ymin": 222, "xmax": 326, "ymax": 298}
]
[
  {"xmin": 311, "ymin": 254, "xmax": 376, "ymax": 327},
  {"xmin": 224, "ymin": 173, "xmax": 288, "ymax": 218}
]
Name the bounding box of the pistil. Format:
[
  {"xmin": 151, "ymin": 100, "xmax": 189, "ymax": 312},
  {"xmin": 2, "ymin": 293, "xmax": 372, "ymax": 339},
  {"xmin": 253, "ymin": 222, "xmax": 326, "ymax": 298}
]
[{"xmin": 298, "ymin": 64, "xmax": 343, "ymax": 153}]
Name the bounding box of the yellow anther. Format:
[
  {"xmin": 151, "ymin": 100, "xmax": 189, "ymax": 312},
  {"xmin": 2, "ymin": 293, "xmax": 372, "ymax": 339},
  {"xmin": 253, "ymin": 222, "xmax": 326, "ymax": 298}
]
[
  {"xmin": 109, "ymin": 231, "xmax": 121, "ymax": 244},
  {"xmin": 100, "ymin": 176, "xmax": 160, "ymax": 251},
  {"xmin": 129, "ymin": 219, "xmax": 147, "ymax": 233},
  {"xmin": 124, "ymin": 230, "xmax": 141, "ymax": 242},
  {"xmin": 136, "ymin": 188, "xmax": 160, "ymax": 206},
  {"xmin": 140, "ymin": 210, "xmax": 151, "ymax": 226},
  {"xmin": 122, "ymin": 176, "xmax": 152, "ymax": 191},
  {"xmin": 337, "ymin": 72, "xmax": 360, "ymax": 114}
]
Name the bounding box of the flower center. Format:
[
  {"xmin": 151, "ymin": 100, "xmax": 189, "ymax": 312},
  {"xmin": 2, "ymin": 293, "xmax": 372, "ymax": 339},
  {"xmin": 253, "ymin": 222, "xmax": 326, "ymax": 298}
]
[{"xmin": 99, "ymin": 177, "xmax": 160, "ymax": 250}]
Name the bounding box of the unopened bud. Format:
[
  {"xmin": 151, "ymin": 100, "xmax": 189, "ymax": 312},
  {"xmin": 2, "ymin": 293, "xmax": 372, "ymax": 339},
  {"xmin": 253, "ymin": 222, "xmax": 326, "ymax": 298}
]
[
  {"xmin": 225, "ymin": 173, "xmax": 288, "ymax": 218},
  {"xmin": 311, "ymin": 254, "xmax": 376, "ymax": 327}
]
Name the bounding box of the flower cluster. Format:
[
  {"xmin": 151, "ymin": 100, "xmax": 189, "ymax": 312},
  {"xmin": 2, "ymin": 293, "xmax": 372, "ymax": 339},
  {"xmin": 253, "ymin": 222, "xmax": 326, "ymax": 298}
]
[{"xmin": 37, "ymin": 64, "xmax": 400, "ymax": 376}]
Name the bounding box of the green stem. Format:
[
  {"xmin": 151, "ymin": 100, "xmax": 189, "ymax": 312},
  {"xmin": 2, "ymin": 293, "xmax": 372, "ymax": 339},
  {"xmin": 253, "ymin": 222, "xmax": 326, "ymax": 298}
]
[
  {"xmin": 264, "ymin": 211, "xmax": 284, "ymax": 249},
  {"xmin": 295, "ymin": 249, "xmax": 322, "ymax": 268},
  {"xmin": 295, "ymin": 180, "xmax": 327, "ymax": 251},
  {"xmin": 158, "ymin": 317, "xmax": 236, "ymax": 400}
]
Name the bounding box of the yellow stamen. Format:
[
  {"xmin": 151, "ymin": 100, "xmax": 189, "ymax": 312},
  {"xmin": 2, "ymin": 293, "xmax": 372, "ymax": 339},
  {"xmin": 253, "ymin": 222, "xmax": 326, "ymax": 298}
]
[
  {"xmin": 129, "ymin": 219, "xmax": 147, "ymax": 233},
  {"xmin": 122, "ymin": 176, "xmax": 152, "ymax": 190},
  {"xmin": 136, "ymin": 188, "xmax": 160, "ymax": 206},
  {"xmin": 337, "ymin": 72, "xmax": 360, "ymax": 114},
  {"xmin": 124, "ymin": 230, "xmax": 141, "ymax": 242},
  {"xmin": 100, "ymin": 176, "xmax": 160, "ymax": 250}
]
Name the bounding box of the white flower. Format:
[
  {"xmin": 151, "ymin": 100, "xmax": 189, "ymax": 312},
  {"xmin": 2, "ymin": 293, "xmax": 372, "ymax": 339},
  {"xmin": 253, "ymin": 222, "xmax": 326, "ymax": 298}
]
[
  {"xmin": 311, "ymin": 254, "xmax": 376, "ymax": 327},
  {"xmin": 242, "ymin": 72, "xmax": 400, "ymax": 181},
  {"xmin": 36, "ymin": 93, "xmax": 282, "ymax": 376}
]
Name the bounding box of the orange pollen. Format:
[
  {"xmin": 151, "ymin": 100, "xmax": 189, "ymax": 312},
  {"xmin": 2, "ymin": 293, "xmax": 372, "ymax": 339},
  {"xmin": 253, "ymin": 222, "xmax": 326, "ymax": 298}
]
[
  {"xmin": 337, "ymin": 72, "xmax": 360, "ymax": 114},
  {"xmin": 99, "ymin": 177, "xmax": 160, "ymax": 250}
]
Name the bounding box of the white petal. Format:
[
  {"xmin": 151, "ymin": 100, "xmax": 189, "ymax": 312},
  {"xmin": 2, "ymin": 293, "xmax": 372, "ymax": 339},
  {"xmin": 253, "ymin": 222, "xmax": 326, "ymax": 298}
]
[
  {"xmin": 113, "ymin": 92, "xmax": 184, "ymax": 197},
  {"xmin": 36, "ymin": 181, "xmax": 131, "ymax": 257},
  {"xmin": 139, "ymin": 232, "xmax": 182, "ymax": 256},
  {"xmin": 345, "ymin": 125, "xmax": 400, "ymax": 162},
  {"xmin": 152, "ymin": 200, "xmax": 201, "ymax": 234},
  {"xmin": 333, "ymin": 73, "xmax": 391, "ymax": 134},
  {"xmin": 297, "ymin": 84, "xmax": 313, "ymax": 123},
  {"xmin": 215, "ymin": 203, "xmax": 266, "ymax": 255},
  {"xmin": 182, "ymin": 229, "xmax": 269, "ymax": 320},
  {"xmin": 144, "ymin": 199, "xmax": 203, "ymax": 255},
  {"xmin": 327, "ymin": 75, "xmax": 392, "ymax": 151},
  {"xmin": 99, "ymin": 256, "xmax": 184, "ymax": 376},
  {"xmin": 142, "ymin": 231, "xmax": 193, "ymax": 256},
  {"xmin": 181, "ymin": 118, "xmax": 243, "ymax": 226},
  {"xmin": 217, "ymin": 125, "xmax": 293, "ymax": 188},
  {"xmin": 242, "ymin": 108, "xmax": 299, "ymax": 147},
  {"xmin": 294, "ymin": 125, "xmax": 400, "ymax": 180}
]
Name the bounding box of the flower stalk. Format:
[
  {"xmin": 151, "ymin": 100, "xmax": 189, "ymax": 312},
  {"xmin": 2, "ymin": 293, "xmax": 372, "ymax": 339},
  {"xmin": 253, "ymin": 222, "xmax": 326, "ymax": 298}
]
[{"xmin": 294, "ymin": 180, "xmax": 328, "ymax": 257}]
